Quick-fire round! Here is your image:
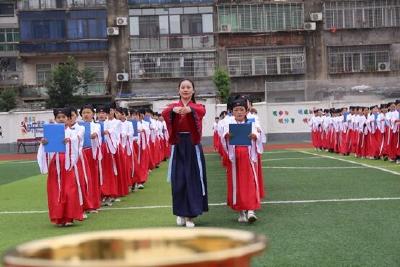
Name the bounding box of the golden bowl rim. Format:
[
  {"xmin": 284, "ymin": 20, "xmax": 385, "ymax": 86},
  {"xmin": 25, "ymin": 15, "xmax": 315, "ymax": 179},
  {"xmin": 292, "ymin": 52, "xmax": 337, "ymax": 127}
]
[{"xmin": 3, "ymin": 227, "xmax": 267, "ymax": 267}]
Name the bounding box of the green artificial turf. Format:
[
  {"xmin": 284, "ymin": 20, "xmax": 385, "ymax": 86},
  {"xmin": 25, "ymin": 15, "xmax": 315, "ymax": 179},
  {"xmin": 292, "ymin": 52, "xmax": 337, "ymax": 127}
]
[{"xmin": 1, "ymin": 150, "xmax": 400, "ymax": 266}]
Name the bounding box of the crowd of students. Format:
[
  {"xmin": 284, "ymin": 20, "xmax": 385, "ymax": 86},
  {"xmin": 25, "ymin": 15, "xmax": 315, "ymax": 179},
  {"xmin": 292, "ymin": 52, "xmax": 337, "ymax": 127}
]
[
  {"xmin": 37, "ymin": 103, "xmax": 170, "ymax": 226},
  {"xmin": 212, "ymin": 96, "xmax": 267, "ymax": 223},
  {"xmin": 308, "ymin": 100, "xmax": 400, "ymax": 163}
]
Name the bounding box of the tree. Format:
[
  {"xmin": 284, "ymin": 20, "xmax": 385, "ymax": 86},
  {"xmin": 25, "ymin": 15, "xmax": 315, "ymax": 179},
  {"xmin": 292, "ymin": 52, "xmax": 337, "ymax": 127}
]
[
  {"xmin": 46, "ymin": 56, "xmax": 95, "ymax": 108},
  {"xmin": 213, "ymin": 67, "xmax": 231, "ymax": 104},
  {"xmin": 0, "ymin": 88, "xmax": 17, "ymax": 111}
]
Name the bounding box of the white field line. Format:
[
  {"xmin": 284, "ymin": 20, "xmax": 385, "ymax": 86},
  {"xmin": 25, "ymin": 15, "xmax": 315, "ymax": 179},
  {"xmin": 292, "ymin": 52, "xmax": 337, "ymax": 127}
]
[
  {"xmin": 2, "ymin": 197, "xmax": 400, "ymax": 215},
  {"xmin": 263, "ymin": 151, "xmax": 294, "ymax": 154},
  {"xmin": 0, "ymin": 160, "xmax": 36, "ymax": 164},
  {"xmin": 263, "ymin": 166, "xmax": 364, "ymax": 169},
  {"xmin": 300, "ymin": 151, "xmax": 400, "ymax": 176},
  {"xmin": 262, "ymin": 156, "xmax": 320, "ymax": 162}
]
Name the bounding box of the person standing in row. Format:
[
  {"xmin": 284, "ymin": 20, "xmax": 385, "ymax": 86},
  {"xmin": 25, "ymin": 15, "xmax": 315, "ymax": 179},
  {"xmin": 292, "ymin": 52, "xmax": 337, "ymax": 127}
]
[{"xmin": 162, "ymin": 79, "xmax": 208, "ymax": 228}]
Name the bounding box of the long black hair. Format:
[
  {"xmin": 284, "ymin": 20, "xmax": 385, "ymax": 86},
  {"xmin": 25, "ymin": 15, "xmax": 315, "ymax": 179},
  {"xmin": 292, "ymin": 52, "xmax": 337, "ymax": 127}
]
[{"xmin": 178, "ymin": 78, "xmax": 196, "ymax": 103}]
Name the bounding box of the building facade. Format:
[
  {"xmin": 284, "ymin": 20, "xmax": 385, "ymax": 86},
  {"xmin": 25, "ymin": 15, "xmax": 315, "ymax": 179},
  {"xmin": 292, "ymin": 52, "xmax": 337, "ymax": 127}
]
[
  {"xmin": 1, "ymin": 0, "xmax": 400, "ymax": 108},
  {"xmin": 0, "ymin": 1, "xmax": 22, "ymax": 89},
  {"xmin": 16, "ymin": 0, "xmax": 111, "ymax": 107}
]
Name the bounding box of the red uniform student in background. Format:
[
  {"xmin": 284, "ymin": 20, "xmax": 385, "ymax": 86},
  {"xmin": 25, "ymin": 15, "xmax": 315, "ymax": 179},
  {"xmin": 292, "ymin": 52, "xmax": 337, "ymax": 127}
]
[
  {"xmin": 97, "ymin": 105, "xmax": 118, "ymax": 206},
  {"xmin": 223, "ymin": 98, "xmax": 264, "ymax": 224},
  {"xmin": 79, "ymin": 104, "xmax": 102, "ymax": 211},
  {"xmin": 37, "ymin": 108, "xmax": 83, "ymax": 226},
  {"xmin": 69, "ymin": 107, "xmax": 96, "ymax": 214}
]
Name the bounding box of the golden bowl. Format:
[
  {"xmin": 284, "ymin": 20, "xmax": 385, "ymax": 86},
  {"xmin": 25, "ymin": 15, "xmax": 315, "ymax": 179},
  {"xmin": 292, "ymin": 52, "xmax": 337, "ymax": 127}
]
[{"xmin": 3, "ymin": 228, "xmax": 267, "ymax": 267}]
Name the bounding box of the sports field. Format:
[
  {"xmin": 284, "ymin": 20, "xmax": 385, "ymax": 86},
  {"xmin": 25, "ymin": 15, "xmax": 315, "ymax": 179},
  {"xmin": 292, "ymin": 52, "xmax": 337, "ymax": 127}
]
[{"xmin": 1, "ymin": 148, "xmax": 400, "ymax": 266}]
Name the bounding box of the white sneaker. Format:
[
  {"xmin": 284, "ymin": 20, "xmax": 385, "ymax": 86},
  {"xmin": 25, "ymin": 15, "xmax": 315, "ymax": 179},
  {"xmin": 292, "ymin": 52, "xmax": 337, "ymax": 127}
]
[
  {"xmin": 64, "ymin": 222, "xmax": 74, "ymax": 227},
  {"xmin": 83, "ymin": 213, "xmax": 88, "ymax": 219},
  {"xmin": 238, "ymin": 211, "xmax": 248, "ymax": 223},
  {"xmin": 185, "ymin": 219, "xmax": 195, "ymax": 228},
  {"xmin": 137, "ymin": 184, "xmax": 144, "ymax": 189},
  {"xmin": 247, "ymin": 210, "xmax": 258, "ymax": 223},
  {"xmin": 176, "ymin": 216, "xmax": 186, "ymax": 226},
  {"xmin": 114, "ymin": 198, "xmax": 121, "ymax": 202}
]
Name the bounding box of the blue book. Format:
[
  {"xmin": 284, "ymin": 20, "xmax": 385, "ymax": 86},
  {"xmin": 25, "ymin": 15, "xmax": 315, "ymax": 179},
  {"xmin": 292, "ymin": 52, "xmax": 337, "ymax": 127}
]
[
  {"xmin": 79, "ymin": 122, "xmax": 92, "ymax": 148},
  {"xmin": 130, "ymin": 119, "xmax": 139, "ymax": 137},
  {"xmin": 229, "ymin": 123, "xmax": 252, "ymax": 146},
  {"xmin": 99, "ymin": 121, "xmax": 105, "ymax": 142},
  {"xmin": 144, "ymin": 115, "xmax": 151, "ymax": 123},
  {"xmin": 43, "ymin": 124, "xmax": 65, "ymax": 153}
]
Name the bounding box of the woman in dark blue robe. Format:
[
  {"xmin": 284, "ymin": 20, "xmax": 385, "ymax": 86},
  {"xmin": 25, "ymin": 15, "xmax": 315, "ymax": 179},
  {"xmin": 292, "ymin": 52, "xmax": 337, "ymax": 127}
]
[{"xmin": 161, "ymin": 79, "xmax": 208, "ymax": 228}]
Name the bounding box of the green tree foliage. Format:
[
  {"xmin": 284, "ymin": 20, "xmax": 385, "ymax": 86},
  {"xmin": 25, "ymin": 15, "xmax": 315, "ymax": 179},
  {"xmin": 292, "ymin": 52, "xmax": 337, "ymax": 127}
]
[
  {"xmin": 46, "ymin": 57, "xmax": 95, "ymax": 108},
  {"xmin": 0, "ymin": 88, "xmax": 17, "ymax": 111},
  {"xmin": 213, "ymin": 68, "xmax": 231, "ymax": 104}
]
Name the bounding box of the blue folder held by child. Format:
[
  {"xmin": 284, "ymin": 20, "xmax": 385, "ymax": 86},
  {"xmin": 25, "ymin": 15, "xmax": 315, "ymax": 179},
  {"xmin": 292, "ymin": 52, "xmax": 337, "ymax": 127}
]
[
  {"xmin": 130, "ymin": 119, "xmax": 139, "ymax": 137},
  {"xmin": 229, "ymin": 124, "xmax": 252, "ymax": 146},
  {"xmin": 78, "ymin": 122, "xmax": 91, "ymax": 148},
  {"xmin": 43, "ymin": 124, "xmax": 65, "ymax": 153}
]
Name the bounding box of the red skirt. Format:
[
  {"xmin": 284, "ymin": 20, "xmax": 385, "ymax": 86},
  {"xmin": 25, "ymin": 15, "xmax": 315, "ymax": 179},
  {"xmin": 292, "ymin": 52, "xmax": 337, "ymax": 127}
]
[
  {"xmin": 76, "ymin": 154, "xmax": 96, "ymax": 211},
  {"xmin": 135, "ymin": 145, "xmax": 150, "ymax": 184},
  {"xmin": 213, "ymin": 131, "xmax": 220, "ymax": 151},
  {"xmin": 366, "ymin": 131, "xmax": 382, "ymax": 158},
  {"xmin": 148, "ymin": 140, "xmax": 156, "ymax": 170},
  {"xmin": 226, "ymin": 146, "xmax": 263, "ymax": 211},
  {"xmin": 100, "ymin": 143, "xmax": 118, "ymax": 198},
  {"xmin": 116, "ymin": 146, "xmax": 130, "ymax": 197},
  {"xmin": 47, "ymin": 153, "xmax": 83, "ymax": 224},
  {"xmin": 82, "ymin": 148, "xmax": 101, "ymax": 210}
]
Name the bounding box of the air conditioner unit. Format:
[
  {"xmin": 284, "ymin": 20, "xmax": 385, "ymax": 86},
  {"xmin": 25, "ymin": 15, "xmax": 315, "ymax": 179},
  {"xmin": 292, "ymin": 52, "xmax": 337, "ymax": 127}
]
[
  {"xmin": 107, "ymin": 27, "xmax": 119, "ymax": 36},
  {"xmin": 116, "ymin": 73, "xmax": 129, "ymax": 81},
  {"xmin": 304, "ymin": 22, "xmax": 316, "ymax": 31},
  {"xmin": 220, "ymin": 24, "xmax": 232, "ymax": 32},
  {"xmin": 116, "ymin": 17, "xmax": 128, "ymax": 26},
  {"xmin": 377, "ymin": 62, "xmax": 390, "ymax": 71},
  {"xmin": 310, "ymin": 12, "xmax": 323, "ymax": 21}
]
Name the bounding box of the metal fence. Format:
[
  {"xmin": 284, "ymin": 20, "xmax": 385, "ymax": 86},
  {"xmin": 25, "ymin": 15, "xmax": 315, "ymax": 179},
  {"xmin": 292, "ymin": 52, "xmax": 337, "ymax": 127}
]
[{"xmin": 265, "ymin": 77, "xmax": 400, "ymax": 103}]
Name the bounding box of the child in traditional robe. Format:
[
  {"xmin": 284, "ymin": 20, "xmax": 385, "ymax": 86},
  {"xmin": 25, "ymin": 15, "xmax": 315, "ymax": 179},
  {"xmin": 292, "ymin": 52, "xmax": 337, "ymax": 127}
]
[
  {"xmin": 79, "ymin": 104, "xmax": 102, "ymax": 211},
  {"xmin": 97, "ymin": 105, "xmax": 118, "ymax": 206},
  {"xmin": 135, "ymin": 109, "xmax": 151, "ymax": 189},
  {"xmin": 223, "ymin": 98, "xmax": 264, "ymax": 223},
  {"xmin": 37, "ymin": 108, "xmax": 83, "ymax": 226}
]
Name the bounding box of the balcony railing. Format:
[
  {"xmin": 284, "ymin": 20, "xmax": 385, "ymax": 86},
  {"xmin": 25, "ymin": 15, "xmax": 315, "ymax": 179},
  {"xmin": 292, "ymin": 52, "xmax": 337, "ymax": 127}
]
[
  {"xmin": 128, "ymin": 0, "xmax": 213, "ymax": 5},
  {"xmin": 19, "ymin": 40, "xmax": 108, "ymax": 54},
  {"xmin": 74, "ymin": 83, "xmax": 107, "ymax": 96},
  {"xmin": 20, "ymin": 83, "xmax": 106, "ymax": 98},
  {"xmin": 130, "ymin": 35, "xmax": 214, "ymax": 51},
  {"xmin": 0, "ymin": 71, "xmax": 22, "ymax": 86},
  {"xmin": 19, "ymin": 0, "xmax": 106, "ymax": 10}
]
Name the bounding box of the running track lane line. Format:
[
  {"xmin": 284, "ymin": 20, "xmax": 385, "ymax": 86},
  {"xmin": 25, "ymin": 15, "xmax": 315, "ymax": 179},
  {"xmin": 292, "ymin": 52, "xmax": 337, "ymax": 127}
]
[
  {"xmin": 2, "ymin": 197, "xmax": 400, "ymax": 215},
  {"xmin": 299, "ymin": 151, "xmax": 400, "ymax": 176}
]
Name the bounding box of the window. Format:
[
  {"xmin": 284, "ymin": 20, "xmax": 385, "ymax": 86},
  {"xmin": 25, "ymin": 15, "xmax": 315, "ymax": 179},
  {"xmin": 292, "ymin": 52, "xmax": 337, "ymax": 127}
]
[
  {"xmin": 84, "ymin": 62, "xmax": 104, "ymax": 82},
  {"xmin": 67, "ymin": 19, "xmax": 106, "ymax": 39},
  {"xmin": 181, "ymin": 14, "xmax": 202, "ymax": 35},
  {"xmin": 324, "ymin": 0, "xmax": 400, "ymax": 29},
  {"xmin": 0, "ymin": 57, "xmax": 17, "ymax": 72},
  {"xmin": 169, "ymin": 15, "xmax": 181, "ymax": 34},
  {"xmin": 328, "ymin": 45, "xmax": 391, "ymax": 74},
  {"xmin": 0, "ymin": 3, "xmax": 15, "ymax": 16},
  {"xmin": 139, "ymin": 16, "xmax": 159, "ymax": 37},
  {"xmin": 129, "ymin": 52, "xmax": 215, "ymax": 79},
  {"xmin": 32, "ymin": 20, "xmax": 65, "ymax": 40},
  {"xmin": 129, "ymin": 7, "xmax": 214, "ymax": 51},
  {"xmin": 227, "ymin": 47, "xmax": 305, "ymax": 77},
  {"xmin": 0, "ymin": 28, "xmax": 19, "ymax": 52},
  {"xmin": 36, "ymin": 64, "xmax": 52, "ymax": 85},
  {"xmin": 217, "ymin": 3, "xmax": 304, "ymax": 32}
]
